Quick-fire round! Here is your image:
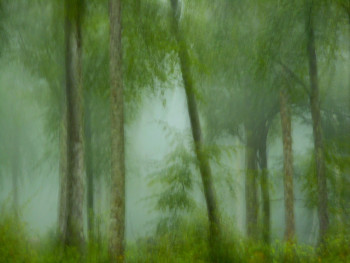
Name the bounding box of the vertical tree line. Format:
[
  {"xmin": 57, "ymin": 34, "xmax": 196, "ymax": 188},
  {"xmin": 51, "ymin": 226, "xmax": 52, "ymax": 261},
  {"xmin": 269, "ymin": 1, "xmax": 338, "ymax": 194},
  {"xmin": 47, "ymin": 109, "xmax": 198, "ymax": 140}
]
[
  {"xmin": 244, "ymin": 124, "xmax": 259, "ymax": 240},
  {"xmin": 306, "ymin": 1, "xmax": 329, "ymax": 243},
  {"xmin": 279, "ymin": 87, "xmax": 295, "ymax": 242},
  {"xmin": 108, "ymin": 0, "xmax": 126, "ymax": 261},
  {"xmin": 62, "ymin": 0, "xmax": 85, "ymax": 249},
  {"xmin": 258, "ymin": 120, "xmax": 271, "ymax": 244}
]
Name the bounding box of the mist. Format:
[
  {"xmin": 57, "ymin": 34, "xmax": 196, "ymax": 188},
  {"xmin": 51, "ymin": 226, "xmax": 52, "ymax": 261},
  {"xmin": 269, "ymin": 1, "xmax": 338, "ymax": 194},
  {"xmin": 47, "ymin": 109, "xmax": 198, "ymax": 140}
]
[{"xmin": 0, "ymin": 0, "xmax": 349, "ymax": 262}]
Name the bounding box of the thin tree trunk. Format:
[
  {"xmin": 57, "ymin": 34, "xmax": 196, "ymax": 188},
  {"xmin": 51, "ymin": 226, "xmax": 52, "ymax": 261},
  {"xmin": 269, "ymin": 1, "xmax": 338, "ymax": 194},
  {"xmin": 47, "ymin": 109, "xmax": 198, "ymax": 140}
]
[
  {"xmin": 258, "ymin": 123, "xmax": 270, "ymax": 244},
  {"xmin": 58, "ymin": 109, "xmax": 67, "ymax": 242},
  {"xmin": 85, "ymin": 93, "xmax": 94, "ymax": 241},
  {"xmin": 337, "ymin": 168, "xmax": 347, "ymax": 232},
  {"xmin": 245, "ymin": 124, "xmax": 258, "ymax": 240},
  {"xmin": 108, "ymin": 0, "xmax": 125, "ymax": 261},
  {"xmin": 169, "ymin": 0, "xmax": 221, "ymax": 260},
  {"xmin": 279, "ymin": 88, "xmax": 295, "ymax": 242},
  {"xmin": 345, "ymin": 7, "xmax": 350, "ymax": 232},
  {"xmin": 306, "ymin": 4, "xmax": 329, "ymax": 243},
  {"xmin": 11, "ymin": 134, "xmax": 20, "ymax": 217},
  {"xmin": 64, "ymin": 0, "xmax": 85, "ymax": 249},
  {"xmin": 96, "ymin": 177, "xmax": 103, "ymax": 261}
]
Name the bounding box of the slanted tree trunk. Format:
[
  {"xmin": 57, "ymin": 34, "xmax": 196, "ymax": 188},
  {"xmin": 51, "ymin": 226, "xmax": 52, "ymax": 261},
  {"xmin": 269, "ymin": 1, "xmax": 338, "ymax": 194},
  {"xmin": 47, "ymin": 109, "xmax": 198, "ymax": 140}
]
[
  {"xmin": 306, "ymin": 5, "xmax": 329, "ymax": 243},
  {"xmin": 85, "ymin": 92, "xmax": 94, "ymax": 241},
  {"xmin": 279, "ymin": 88, "xmax": 295, "ymax": 242},
  {"xmin": 258, "ymin": 122, "xmax": 270, "ymax": 244},
  {"xmin": 169, "ymin": 0, "xmax": 221, "ymax": 260},
  {"xmin": 244, "ymin": 124, "xmax": 258, "ymax": 240},
  {"xmin": 108, "ymin": 0, "xmax": 126, "ymax": 261},
  {"xmin": 64, "ymin": 0, "xmax": 85, "ymax": 249}
]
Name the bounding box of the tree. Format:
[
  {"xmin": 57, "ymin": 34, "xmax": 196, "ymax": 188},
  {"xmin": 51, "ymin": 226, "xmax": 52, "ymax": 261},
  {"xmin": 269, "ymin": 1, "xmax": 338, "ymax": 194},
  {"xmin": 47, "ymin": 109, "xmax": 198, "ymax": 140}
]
[
  {"xmin": 85, "ymin": 91, "xmax": 94, "ymax": 241},
  {"xmin": 306, "ymin": 1, "xmax": 329, "ymax": 243},
  {"xmin": 58, "ymin": 110, "xmax": 67, "ymax": 242},
  {"xmin": 63, "ymin": 0, "xmax": 85, "ymax": 249},
  {"xmin": 10, "ymin": 120, "xmax": 21, "ymax": 218},
  {"xmin": 257, "ymin": 120, "xmax": 271, "ymax": 244},
  {"xmin": 244, "ymin": 123, "xmax": 259, "ymax": 240},
  {"xmin": 108, "ymin": 0, "xmax": 126, "ymax": 261},
  {"xmin": 169, "ymin": 0, "xmax": 221, "ymax": 260},
  {"xmin": 6, "ymin": 0, "xmax": 68, "ymax": 243},
  {"xmin": 280, "ymin": 88, "xmax": 295, "ymax": 242}
]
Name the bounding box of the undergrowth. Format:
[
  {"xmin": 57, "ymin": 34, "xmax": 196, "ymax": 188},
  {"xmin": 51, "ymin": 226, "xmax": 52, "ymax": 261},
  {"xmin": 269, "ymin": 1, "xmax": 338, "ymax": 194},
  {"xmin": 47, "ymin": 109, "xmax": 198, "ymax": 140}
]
[{"xmin": 0, "ymin": 213, "xmax": 349, "ymax": 263}]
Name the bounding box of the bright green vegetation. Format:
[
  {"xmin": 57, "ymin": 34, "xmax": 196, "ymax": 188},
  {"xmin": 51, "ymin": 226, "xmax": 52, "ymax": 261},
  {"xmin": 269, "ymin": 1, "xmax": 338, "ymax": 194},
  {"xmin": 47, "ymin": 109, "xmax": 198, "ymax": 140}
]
[{"xmin": 1, "ymin": 213, "xmax": 350, "ymax": 262}]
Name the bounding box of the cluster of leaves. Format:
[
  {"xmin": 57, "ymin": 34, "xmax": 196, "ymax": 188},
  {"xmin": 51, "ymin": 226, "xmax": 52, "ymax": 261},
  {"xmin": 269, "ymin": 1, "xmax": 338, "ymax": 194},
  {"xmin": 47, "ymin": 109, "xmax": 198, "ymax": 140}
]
[
  {"xmin": 148, "ymin": 137, "xmax": 197, "ymax": 232},
  {"xmin": 148, "ymin": 117, "xmax": 237, "ymax": 233}
]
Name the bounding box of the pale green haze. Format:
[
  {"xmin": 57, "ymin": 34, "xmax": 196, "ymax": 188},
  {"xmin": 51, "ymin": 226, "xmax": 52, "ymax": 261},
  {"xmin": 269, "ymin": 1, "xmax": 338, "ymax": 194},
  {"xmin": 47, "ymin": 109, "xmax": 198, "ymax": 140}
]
[{"xmin": 0, "ymin": 0, "xmax": 349, "ymax": 262}]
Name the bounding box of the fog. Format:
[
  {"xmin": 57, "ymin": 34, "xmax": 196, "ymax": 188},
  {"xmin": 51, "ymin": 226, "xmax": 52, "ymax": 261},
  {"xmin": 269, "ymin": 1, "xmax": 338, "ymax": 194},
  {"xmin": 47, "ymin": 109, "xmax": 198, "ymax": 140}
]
[
  {"xmin": 0, "ymin": 68, "xmax": 316, "ymax": 242},
  {"xmin": 0, "ymin": 0, "xmax": 349, "ymax": 262}
]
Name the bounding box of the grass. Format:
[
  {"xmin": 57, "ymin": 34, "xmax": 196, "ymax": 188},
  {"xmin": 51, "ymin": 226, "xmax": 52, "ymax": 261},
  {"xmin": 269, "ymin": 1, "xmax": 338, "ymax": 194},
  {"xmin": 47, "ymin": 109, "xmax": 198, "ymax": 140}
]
[{"xmin": 0, "ymin": 213, "xmax": 349, "ymax": 262}]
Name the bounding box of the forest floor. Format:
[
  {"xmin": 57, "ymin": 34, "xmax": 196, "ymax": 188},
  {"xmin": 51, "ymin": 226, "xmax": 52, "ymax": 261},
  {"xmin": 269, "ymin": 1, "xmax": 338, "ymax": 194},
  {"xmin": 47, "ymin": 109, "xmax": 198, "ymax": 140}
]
[{"xmin": 1, "ymin": 214, "xmax": 349, "ymax": 262}]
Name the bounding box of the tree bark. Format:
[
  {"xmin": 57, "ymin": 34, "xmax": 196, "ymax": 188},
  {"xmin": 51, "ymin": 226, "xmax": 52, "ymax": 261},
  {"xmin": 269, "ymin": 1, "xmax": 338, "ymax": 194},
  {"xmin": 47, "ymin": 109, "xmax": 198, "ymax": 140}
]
[
  {"xmin": 279, "ymin": 88, "xmax": 295, "ymax": 242},
  {"xmin": 64, "ymin": 0, "xmax": 85, "ymax": 249},
  {"xmin": 258, "ymin": 123, "xmax": 270, "ymax": 244},
  {"xmin": 108, "ymin": 0, "xmax": 126, "ymax": 261},
  {"xmin": 306, "ymin": 5, "xmax": 329, "ymax": 243},
  {"xmin": 244, "ymin": 124, "xmax": 258, "ymax": 240},
  {"xmin": 85, "ymin": 92, "xmax": 94, "ymax": 241},
  {"xmin": 11, "ymin": 131, "xmax": 20, "ymax": 218},
  {"xmin": 58, "ymin": 109, "xmax": 67, "ymax": 242},
  {"xmin": 170, "ymin": 0, "xmax": 221, "ymax": 260}
]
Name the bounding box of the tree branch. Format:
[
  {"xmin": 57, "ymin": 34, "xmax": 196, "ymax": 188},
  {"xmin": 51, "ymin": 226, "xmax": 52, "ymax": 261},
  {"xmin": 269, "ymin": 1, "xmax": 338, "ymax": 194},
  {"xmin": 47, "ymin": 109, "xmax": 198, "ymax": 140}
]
[{"xmin": 276, "ymin": 60, "xmax": 310, "ymax": 97}]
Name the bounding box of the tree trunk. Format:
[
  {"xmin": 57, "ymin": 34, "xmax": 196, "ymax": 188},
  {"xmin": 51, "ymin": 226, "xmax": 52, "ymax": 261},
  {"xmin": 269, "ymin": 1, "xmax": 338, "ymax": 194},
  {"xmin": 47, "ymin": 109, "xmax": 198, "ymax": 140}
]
[
  {"xmin": 64, "ymin": 0, "xmax": 85, "ymax": 249},
  {"xmin": 337, "ymin": 168, "xmax": 347, "ymax": 232},
  {"xmin": 244, "ymin": 124, "xmax": 258, "ymax": 240},
  {"xmin": 85, "ymin": 92, "xmax": 94, "ymax": 241},
  {"xmin": 11, "ymin": 134, "xmax": 20, "ymax": 217},
  {"xmin": 169, "ymin": 0, "xmax": 221, "ymax": 260},
  {"xmin": 258, "ymin": 123, "xmax": 270, "ymax": 244},
  {"xmin": 58, "ymin": 109, "xmax": 67, "ymax": 242},
  {"xmin": 306, "ymin": 5, "xmax": 329, "ymax": 243},
  {"xmin": 279, "ymin": 88, "xmax": 295, "ymax": 242},
  {"xmin": 108, "ymin": 0, "xmax": 126, "ymax": 261}
]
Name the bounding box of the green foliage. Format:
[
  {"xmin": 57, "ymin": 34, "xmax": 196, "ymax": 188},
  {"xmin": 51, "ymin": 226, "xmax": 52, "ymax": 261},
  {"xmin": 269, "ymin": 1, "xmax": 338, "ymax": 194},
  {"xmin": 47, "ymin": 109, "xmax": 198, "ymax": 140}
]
[
  {"xmin": 149, "ymin": 138, "xmax": 197, "ymax": 232},
  {"xmin": 128, "ymin": 214, "xmax": 210, "ymax": 263},
  {"xmin": 2, "ymin": 212, "xmax": 350, "ymax": 262},
  {"xmin": 0, "ymin": 215, "xmax": 35, "ymax": 263}
]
